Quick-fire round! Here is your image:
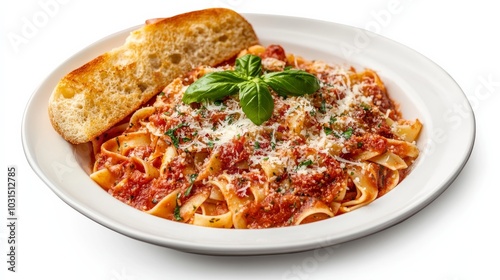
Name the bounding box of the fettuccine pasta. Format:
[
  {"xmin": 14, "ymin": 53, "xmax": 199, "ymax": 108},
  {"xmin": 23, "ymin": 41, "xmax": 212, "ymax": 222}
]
[{"xmin": 90, "ymin": 44, "xmax": 422, "ymax": 229}]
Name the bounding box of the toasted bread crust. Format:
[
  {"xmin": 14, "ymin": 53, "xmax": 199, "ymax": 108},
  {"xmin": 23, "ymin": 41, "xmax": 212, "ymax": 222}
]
[{"xmin": 48, "ymin": 8, "xmax": 258, "ymax": 144}]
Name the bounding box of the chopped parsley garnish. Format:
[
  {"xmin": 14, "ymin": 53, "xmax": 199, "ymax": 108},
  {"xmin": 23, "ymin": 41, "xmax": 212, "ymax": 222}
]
[
  {"xmin": 324, "ymin": 126, "xmax": 333, "ymax": 136},
  {"xmin": 360, "ymin": 103, "xmax": 371, "ymax": 111},
  {"xmin": 298, "ymin": 159, "xmax": 314, "ymax": 168},
  {"xmin": 165, "ymin": 123, "xmax": 188, "ymax": 148},
  {"xmin": 184, "ymin": 173, "xmax": 198, "ymax": 196},
  {"xmin": 343, "ymin": 127, "xmax": 353, "ymax": 139},
  {"xmin": 209, "ymin": 218, "xmax": 221, "ymax": 223},
  {"xmin": 320, "ymin": 98, "xmax": 327, "ymax": 114},
  {"xmin": 207, "ymin": 140, "xmax": 215, "ymax": 148},
  {"xmin": 173, "ymin": 193, "xmax": 182, "ymax": 221},
  {"xmin": 254, "ymin": 141, "xmax": 261, "ymax": 149}
]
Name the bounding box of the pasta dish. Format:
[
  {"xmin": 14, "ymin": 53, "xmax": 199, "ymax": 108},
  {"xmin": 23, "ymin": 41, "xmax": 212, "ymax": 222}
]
[{"xmin": 90, "ymin": 44, "xmax": 422, "ymax": 229}]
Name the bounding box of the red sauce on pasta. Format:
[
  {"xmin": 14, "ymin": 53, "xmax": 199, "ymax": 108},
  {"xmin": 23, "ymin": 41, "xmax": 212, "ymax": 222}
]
[{"xmin": 90, "ymin": 44, "xmax": 422, "ymax": 229}]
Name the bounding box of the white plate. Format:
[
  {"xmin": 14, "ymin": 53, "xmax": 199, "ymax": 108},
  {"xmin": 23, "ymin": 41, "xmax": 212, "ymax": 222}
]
[{"xmin": 22, "ymin": 13, "xmax": 475, "ymax": 255}]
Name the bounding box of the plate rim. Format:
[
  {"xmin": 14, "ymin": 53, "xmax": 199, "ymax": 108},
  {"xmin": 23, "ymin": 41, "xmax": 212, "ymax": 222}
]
[{"xmin": 22, "ymin": 12, "xmax": 476, "ymax": 255}]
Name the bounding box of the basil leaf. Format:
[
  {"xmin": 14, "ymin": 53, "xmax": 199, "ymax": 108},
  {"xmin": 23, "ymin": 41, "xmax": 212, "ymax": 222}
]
[
  {"xmin": 181, "ymin": 54, "xmax": 321, "ymax": 126},
  {"xmin": 239, "ymin": 80, "xmax": 274, "ymax": 125},
  {"xmin": 182, "ymin": 71, "xmax": 246, "ymax": 104},
  {"xmin": 235, "ymin": 54, "xmax": 262, "ymax": 78},
  {"xmin": 262, "ymin": 69, "xmax": 320, "ymax": 96}
]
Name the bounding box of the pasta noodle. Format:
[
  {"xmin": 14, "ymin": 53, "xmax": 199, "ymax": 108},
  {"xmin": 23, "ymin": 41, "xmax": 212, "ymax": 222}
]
[{"xmin": 90, "ymin": 44, "xmax": 422, "ymax": 229}]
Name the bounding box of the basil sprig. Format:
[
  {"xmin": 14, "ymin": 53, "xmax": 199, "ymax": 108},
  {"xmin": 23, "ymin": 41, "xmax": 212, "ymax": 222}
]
[{"xmin": 182, "ymin": 54, "xmax": 320, "ymax": 125}]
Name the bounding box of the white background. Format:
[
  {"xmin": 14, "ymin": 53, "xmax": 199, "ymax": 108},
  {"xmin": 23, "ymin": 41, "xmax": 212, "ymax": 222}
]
[{"xmin": 1, "ymin": 0, "xmax": 498, "ymax": 279}]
